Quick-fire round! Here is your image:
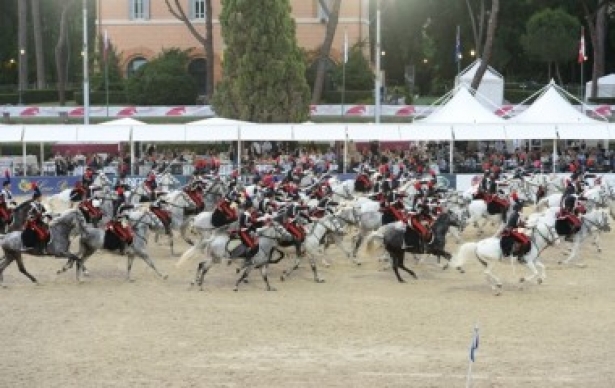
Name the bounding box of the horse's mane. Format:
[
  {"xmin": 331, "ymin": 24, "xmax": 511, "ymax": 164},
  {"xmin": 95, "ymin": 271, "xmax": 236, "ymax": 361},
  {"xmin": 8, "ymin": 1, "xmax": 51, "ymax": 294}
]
[{"xmin": 15, "ymin": 199, "xmax": 33, "ymax": 212}]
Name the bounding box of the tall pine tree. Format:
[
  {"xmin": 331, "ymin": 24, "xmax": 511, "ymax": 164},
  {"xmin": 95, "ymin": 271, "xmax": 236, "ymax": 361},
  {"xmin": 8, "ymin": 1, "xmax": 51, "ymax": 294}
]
[{"xmin": 212, "ymin": 0, "xmax": 310, "ymax": 123}]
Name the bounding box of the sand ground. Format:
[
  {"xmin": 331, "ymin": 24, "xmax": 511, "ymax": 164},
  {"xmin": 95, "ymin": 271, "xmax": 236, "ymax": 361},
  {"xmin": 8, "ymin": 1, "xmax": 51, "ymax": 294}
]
[{"xmin": 1, "ymin": 226, "xmax": 614, "ymax": 388}]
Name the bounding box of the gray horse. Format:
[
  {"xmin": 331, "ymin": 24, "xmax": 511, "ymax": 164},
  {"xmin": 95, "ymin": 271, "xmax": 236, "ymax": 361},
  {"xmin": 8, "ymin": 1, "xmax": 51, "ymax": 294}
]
[
  {"xmin": 59, "ymin": 209, "xmax": 168, "ymax": 282},
  {"xmin": 0, "ymin": 209, "xmax": 86, "ymax": 287}
]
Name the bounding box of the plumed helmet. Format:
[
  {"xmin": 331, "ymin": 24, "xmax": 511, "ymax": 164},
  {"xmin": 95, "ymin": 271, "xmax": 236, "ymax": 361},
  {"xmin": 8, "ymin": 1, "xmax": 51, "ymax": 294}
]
[{"xmin": 32, "ymin": 183, "xmax": 42, "ymax": 199}]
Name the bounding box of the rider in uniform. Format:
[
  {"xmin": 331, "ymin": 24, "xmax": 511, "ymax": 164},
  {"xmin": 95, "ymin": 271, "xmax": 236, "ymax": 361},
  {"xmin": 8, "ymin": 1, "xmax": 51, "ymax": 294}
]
[
  {"xmin": 403, "ymin": 202, "xmax": 433, "ymax": 251},
  {"xmin": 82, "ymin": 167, "xmax": 95, "ymax": 199},
  {"xmin": 238, "ymin": 200, "xmax": 260, "ymax": 263},
  {"xmin": 500, "ymin": 202, "xmax": 530, "ymax": 262},
  {"xmin": 0, "ymin": 172, "xmax": 14, "ymax": 225},
  {"xmin": 144, "ymin": 171, "xmax": 158, "ymax": 201},
  {"xmin": 285, "ymin": 195, "xmax": 312, "ymax": 256},
  {"xmin": 24, "ymin": 185, "xmax": 51, "ymax": 254},
  {"xmin": 107, "ymin": 203, "xmax": 134, "ymax": 253}
]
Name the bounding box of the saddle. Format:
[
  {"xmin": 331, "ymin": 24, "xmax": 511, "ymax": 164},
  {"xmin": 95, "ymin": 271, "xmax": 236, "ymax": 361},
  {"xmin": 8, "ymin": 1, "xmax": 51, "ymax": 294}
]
[
  {"xmin": 500, "ymin": 229, "xmax": 530, "ymax": 257},
  {"xmin": 150, "ymin": 206, "xmax": 171, "ymax": 227},
  {"xmin": 0, "ymin": 204, "xmax": 13, "ymax": 224},
  {"xmin": 184, "ymin": 189, "xmax": 205, "ymax": 210},
  {"xmin": 284, "ymin": 221, "xmax": 306, "ymax": 241},
  {"xmin": 555, "ymin": 212, "xmax": 581, "ymax": 237},
  {"xmin": 486, "ymin": 195, "xmax": 509, "ymax": 215},
  {"xmin": 211, "ymin": 206, "xmax": 237, "ymax": 228},
  {"xmin": 79, "ymin": 200, "xmax": 103, "ymax": 220},
  {"xmin": 106, "ymin": 221, "xmax": 134, "ymax": 245}
]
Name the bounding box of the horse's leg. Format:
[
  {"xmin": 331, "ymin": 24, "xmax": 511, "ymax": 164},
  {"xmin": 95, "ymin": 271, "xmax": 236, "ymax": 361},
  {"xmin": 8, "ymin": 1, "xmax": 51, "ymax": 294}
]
[
  {"xmin": 308, "ymin": 253, "xmax": 324, "ymax": 283},
  {"xmin": 280, "ymin": 251, "xmax": 301, "ymax": 282},
  {"xmin": 594, "ymin": 232, "xmax": 602, "ymax": 253},
  {"xmin": 351, "ymin": 233, "xmax": 362, "ymax": 258},
  {"xmin": 234, "ymin": 265, "xmax": 253, "ymax": 292},
  {"xmin": 0, "ymin": 255, "xmax": 14, "ymax": 288},
  {"xmin": 168, "ymin": 231, "xmax": 179, "ymax": 257},
  {"xmin": 397, "ymin": 253, "xmax": 418, "ymax": 280},
  {"xmin": 180, "ymin": 218, "xmax": 195, "ymax": 246},
  {"xmin": 15, "ymin": 254, "xmax": 38, "ymax": 284},
  {"xmin": 560, "ymin": 235, "xmax": 582, "ymax": 266},
  {"xmin": 135, "ymin": 249, "xmax": 168, "ymax": 280},
  {"xmin": 57, "ymin": 258, "xmax": 75, "ymax": 275},
  {"xmin": 192, "ymin": 260, "xmax": 212, "ymax": 291},
  {"xmin": 259, "ymin": 264, "xmax": 276, "ymax": 291},
  {"xmin": 519, "ymin": 259, "xmax": 539, "ymax": 285},
  {"xmin": 483, "ymin": 262, "xmax": 503, "ymax": 295},
  {"xmin": 391, "ymin": 251, "xmax": 405, "ymax": 283},
  {"xmin": 126, "ymin": 253, "xmax": 136, "ymax": 282}
]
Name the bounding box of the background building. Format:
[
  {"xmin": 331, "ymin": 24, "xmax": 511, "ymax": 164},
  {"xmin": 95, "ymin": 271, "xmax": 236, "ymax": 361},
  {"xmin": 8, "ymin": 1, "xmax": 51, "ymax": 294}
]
[{"xmin": 97, "ymin": 0, "xmax": 370, "ymax": 91}]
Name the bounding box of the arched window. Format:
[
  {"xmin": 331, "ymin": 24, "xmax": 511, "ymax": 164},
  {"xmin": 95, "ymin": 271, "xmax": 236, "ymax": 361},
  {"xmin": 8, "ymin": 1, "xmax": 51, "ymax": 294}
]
[
  {"xmin": 188, "ymin": 58, "xmax": 208, "ymax": 95},
  {"xmin": 127, "ymin": 57, "xmax": 147, "ymax": 77}
]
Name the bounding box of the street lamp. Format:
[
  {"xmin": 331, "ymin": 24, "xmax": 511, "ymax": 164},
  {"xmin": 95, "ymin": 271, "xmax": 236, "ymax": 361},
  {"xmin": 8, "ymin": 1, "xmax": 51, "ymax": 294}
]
[
  {"xmin": 18, "ymin": 49, "xmax": 25, "ymax": 105},
  {"xmin": 470, "ymin": 49, "xmax": 476, "ymax": 57}
]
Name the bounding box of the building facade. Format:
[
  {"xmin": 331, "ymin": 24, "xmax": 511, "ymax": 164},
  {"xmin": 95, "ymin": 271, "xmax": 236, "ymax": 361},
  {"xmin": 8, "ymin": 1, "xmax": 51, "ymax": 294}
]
[{"xmin": 97, "ymin": 0, "xmax": 370, "ymax": 91}]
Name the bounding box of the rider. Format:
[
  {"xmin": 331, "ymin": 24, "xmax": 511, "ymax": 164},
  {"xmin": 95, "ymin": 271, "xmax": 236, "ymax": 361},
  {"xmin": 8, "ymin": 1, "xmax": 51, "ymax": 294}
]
[
  {"xmin": 216, "ymin": 189, "xmax": 239, "ymax": 222},
  {"xmin": 285, "ymin": 195, "xmax": 311, "ymax": 246},
  {"xmin": 144, "ymin": 170, "xmax": 158, "ymax": 201},
  {"xmin": 403, "ymin": 202, "xmax": 434, "ymax": 251},
  {"xmin": 238, "ymin": 200, "xmax": 260, "ymax": 262},
  {"xmin": 24, "ymin": 185, "xmax": 51, "ymax": 254},
  {"xmin": 0, "ymin": 173, "xmax": 13, "ymax": 224},
  {"xmin": 500, "ymin": 202, "xmax": 530, "ymax": 262},
  {"xmin": 82, "ymin": 167, "xmax": 95, "ymax": 198},
  {"xmin": 150, "ymin": 198, "xmax": 172, "ymax": 235},
  {"xmin": 1, "ymin": 171, "xmax": 13, "ymax": 202},
  {"xmin": 107, "ymin": 203, "xmax": 134, "ymax": 253},
  {"xmin": 382, "ymin": 189, "xmax": 407, "ymax": 223}
]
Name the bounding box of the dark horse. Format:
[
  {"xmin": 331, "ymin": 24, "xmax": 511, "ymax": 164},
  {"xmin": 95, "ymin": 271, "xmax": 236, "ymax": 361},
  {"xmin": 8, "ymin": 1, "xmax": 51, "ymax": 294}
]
[{"xmin": 366, "ymin": 211, "xmax": 459, "ymax": 283}]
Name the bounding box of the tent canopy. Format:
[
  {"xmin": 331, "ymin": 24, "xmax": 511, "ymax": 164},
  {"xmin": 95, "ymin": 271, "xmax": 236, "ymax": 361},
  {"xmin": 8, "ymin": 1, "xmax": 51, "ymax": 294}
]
[
  {"xmin": 347, "ymin": 124, "xmax": 400, "ymax": 141},
  {"xmin": 0, "ymin": 125, "xmax": 23, "ymax": 142},
  {"xmin": 293, "ymin": 124, "xmax": 345, "ymax": 141},
  {"xmin": 453, "ymin": 124, "xmax": 506, "ymax": 141},
  {"xmin": 557, "ymin": 124, "xmax": 611, "ymax": 140},
  {"xmin": 132, "ymin": 125, "xmax": 186, "ymax": 142},
  {"xmin": 240, "ymin": 124, "xmax": 292, "ymax": 141},
  {"xmin": 456, "ymin": 59, "xmax": 505, "ymax": 107},
  {"xmin": 504, "ymin": 124, "xmax": 557, "ymax": 140},
  {"xmin": 186, "ymin": 117, "xmax": 252, "ymax": 126},
  {"xmin": 100, "ymin": 117, "xmax": 146, "ymax": 126},
  {"xmin": 399, "ymin": 124, "xmax": 452, "ymax": 141},
  {"xmin": 419, "ymin": 86, "xmax": 505, "ymax": 124},
  {"xmin": 185, "ymin": 125, "xmax": 238, "ymax": 141},
  {"xmin": 585, "ymin": 73, "xmax": 615, "ymax": 99},
  {"xmin": 23, "ymin": 125, "xmax": 79, "ymax": 142}
]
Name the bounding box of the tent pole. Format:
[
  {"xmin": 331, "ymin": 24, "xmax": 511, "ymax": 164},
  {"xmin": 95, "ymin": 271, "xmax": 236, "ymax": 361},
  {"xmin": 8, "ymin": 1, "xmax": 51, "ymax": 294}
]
[
  {"xmin": 237, "ymin": 126, "xmax": 242, "ymax": 178},
  {"xmin": 552, "ymin": 138, "xmax": 557, "ymax": 174},
  {"xmin": 22, "ymin": 141, "xmax": 27, "ymax": 178},
  {"xmin": 39, "ymin": 142, "xmax": 44, "ymax": 175},
  {"xmin": 130, "ymin": 127, "xmax": 135, "ymax": 176},
  {"xmin": 449, "ymin": 138, "xmax": 454, "ymax": 174}
]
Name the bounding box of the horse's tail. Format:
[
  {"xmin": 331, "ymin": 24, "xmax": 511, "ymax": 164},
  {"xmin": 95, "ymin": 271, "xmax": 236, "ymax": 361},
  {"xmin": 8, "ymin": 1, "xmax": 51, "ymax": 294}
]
[
  {"xmin": 449, "ymin": 242, "xmax": 477, "ymax": 269},
  {"xmin": 176, "ymin": 235, "xmax": 214, "ymax": 268},
  {"xmin": 365, "ymin": 231, "xmax": 384, "ymax": 254}
]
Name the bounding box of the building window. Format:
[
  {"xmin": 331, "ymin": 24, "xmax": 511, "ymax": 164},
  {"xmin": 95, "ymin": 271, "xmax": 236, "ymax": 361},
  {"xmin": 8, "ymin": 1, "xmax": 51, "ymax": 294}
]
[
  {"xmin": 127, "ymin": 57, "xmax": 147, "ymax": 77},
  {"xmin": 190, "ymin": 0, "xmax": 206, "ymax": 20},
  {"xmin": 129, "ymin": 0, "xmax": 150, "ymax": 20}
]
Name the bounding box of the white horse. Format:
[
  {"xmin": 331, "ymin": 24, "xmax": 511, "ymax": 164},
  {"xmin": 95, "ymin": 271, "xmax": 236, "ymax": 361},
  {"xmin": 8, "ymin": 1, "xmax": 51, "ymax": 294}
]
[
  {"xmin": 558, "ymin": 208, "xmax": 611, "ymax": 266},
  {"xmin": 450, "ymin": 217, "xmax": 560, "ymax": 295},
  {"xmin": 328, "ymin": 177, "xmax": 356, "ymax": 202},
  {"xmin": 47, "ymin": 172, "xmax": 113, "ymax": 212}
]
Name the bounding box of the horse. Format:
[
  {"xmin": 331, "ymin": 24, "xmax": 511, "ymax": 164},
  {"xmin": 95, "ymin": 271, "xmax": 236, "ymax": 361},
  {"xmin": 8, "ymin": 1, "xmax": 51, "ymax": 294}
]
[
  {"xmin": 557, "ymin": 208, "xmax": 611, "ymax": 266},
  {"xmin": 59, "ymin": 209, "xmax": 168, "ymax": 282},
  {"xmin": 327, "ymin": 177, "xmax": 356, "ymax": 202},
  {"xmin": 276, "ymin": 213, "xmax": 347, "ymax": 282},
  {"xmin": 0, "ymin": 209, "xmax": 86, "ymax": 287},
  {"xmin": 364, "ymin": 212, "xmax": 458, "ymax": 283},
  {"xmin": 155, "ymin": 190, "xmax": 200, "ymax": 247},
  {"xmin": 7, "ymin": 200, "xmax": 34, "ymax": 233},
  {"xmin": 180, "ymin": 221, "xmax": 293, "ymax": 291},
  {"xmin": 449, "ymin": 218, "xmax": 560, "ymax": 295}
]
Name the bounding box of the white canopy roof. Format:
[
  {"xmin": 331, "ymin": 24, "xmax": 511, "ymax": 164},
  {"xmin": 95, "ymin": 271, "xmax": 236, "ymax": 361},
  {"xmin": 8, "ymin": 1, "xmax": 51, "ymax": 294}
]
[
  {"xmin": 347, "ymin": 124, "xmax": 400, "ymax": 141},
  {"xmin": 79, "ymin": 126, "xmax": 131, "ymax": 142},
  {"xmin": 399, "ymin": 124, "xmax": 452, "ymax": 141},
  {"xmin": 509, "ymin": 82, "xmax": 603, "ymax": 124},
  {"xmin": 293, "ymin": 124, "xmax": 346, "ymax": 141},
  {"xmin": 0, "ymin": 125, "xmax": 23, "ymax": 142},
  {"xmin": 557, "ymin": 124, "xmax": 611, "ymax": 140},
  {"xmin": 458, "ymin": 60, "xmax": 503, "ymax": 82},
  {"xmin": 240, "ymin": 124, "xmax": 292, "ymax": 141},
  {"xmin": 185, "ymin": 125, "xmax": 238, "ymax": 141},
  {"xmin": 504, "ymin": 124, "xmax": 557, "ymax": 140},
  {"xmin": 419, "ymin": 86, "xmax": 505, "ymax": 124},
  {"xmin": 132, "ymin": 125, "xmax": 186, "ymax": 142},
  {"xmin": 187, "ymin": 117, "xmax": 252, "ymax": 126},
  {"xmin": 100, "ymin": 117, "xmax": 147, "ymax": 126},
  {"xmin": 23, "ymin": 125, "xmax": 79, "ymax": 142},
  {"xmin": 453, "ymin": 124, "xmax": 506, "ymax": 140}
]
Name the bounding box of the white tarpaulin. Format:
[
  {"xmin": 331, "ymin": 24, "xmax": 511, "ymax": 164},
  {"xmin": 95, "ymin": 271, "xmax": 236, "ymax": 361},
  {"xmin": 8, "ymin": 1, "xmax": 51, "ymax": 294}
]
[
  {"xmin": 504, "ymin": 124, "xmax": 557, "ymax": 140},
  {"xmin": 23, "ymin": 125, "xmax": 79, "ymax": 142},
  {"xmin": 557, "ymin": 124, "xmax": 611, "ymax": 140},
  {"xmin": 347, "ymin": 124, "xmax": 400, "ymax": 141},
  {"xmin": 456, "ymin": 59, "xmax": 504, "ymax": 107},
  {"xmin": 132, "ymin": 125, "xmax": 186, "ymax": 142},
  {"xmin": 293, "ymin": 124, "xmax": 346, "ymax": 141},
  {"xmin": 185, "ymin": 125, "xmax": 239, "ymax": 141},
  {"xmin": 78, "ymin": 126, "xmax": 131, "ymax": 142},
  {"xmin": 399, "ymin": 124, "xmax": 452, "ymax": 141},
  {"xmin": 0, "ymin": 125, "xmax": 23, "ymax": 142},
  {"xmin": 240, "ymin": 124, "xmax": 293, "ymax": 141},
  {"xmin": 420, "ymin": 86, "xmax": 505, "ymax": 124},
  {"xmin": 453, "ymin": 124, "xmax": 506, "ymax": 140}
]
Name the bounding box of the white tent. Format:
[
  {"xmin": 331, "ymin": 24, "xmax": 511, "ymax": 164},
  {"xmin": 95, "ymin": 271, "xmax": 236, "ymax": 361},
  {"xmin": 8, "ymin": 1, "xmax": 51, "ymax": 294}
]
[
  {"xmin": 187, "ymin": 117, "xmax": 251, "ymax": 126},
  {"xmin": 456, "ymin": 59, "xmax": 504, "ymax": 107},
  {"xmin": 419, "ymin": 86, "xmax": 505, "ymax": 125},
  {"xmin": 585, "ymin": 74, "xmax": 615, "ymax": 100}
]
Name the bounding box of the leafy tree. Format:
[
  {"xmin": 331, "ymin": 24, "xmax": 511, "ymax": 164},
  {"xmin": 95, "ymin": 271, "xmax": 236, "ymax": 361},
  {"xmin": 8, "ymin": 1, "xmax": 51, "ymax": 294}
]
[
  {"xmin": 212, "ymin": 0, "xmax": 310, "ymax": 123},
  {"xmin": 332, "ymin": 44, "xmax": 374, "ymax": 90},
  {"xmin": 125, "ymin": 49, "xmax": 198, "ymax": 105},
  {"xmin": 521, "ymin": 8, "xmax": 581, "ymax": 83},
  {"xmin": 91, "ymin": 38, "xmax": 124, "ymax": 92}
]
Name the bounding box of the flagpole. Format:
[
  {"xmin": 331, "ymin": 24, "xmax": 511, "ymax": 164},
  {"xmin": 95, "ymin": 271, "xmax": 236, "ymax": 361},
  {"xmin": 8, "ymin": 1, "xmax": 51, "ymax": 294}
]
[
  {"xmin": 341, "ymin": 28, "xmax": 348, "ymax": 118},
  {"xmin": 456, "ymin": 25, "xmax": 461, "ymax": 77},
  {"xmin": 105, "ymin": 53, "xmax": 109, "ymax": 117},
  {"xmin": 82, "ymin": 0, "xmax": 90, "ymax": 126}
]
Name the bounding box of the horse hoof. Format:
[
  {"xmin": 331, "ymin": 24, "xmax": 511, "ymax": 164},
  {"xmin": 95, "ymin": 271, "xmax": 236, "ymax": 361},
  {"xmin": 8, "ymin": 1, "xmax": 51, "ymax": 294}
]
[
  {"xmin": 267, "ymin": 287, "xmax": 277, "ymax": 292},
  {"xmin": 56, "ymin": 270, "xmax": 63, "ymax": 275},
  {"xmin": 537, "ymin": 278, "xmax": 543, "ymax": 285},
  {"xmin": 280, "ymin": 276, "xmax": 285, "ymax": 282},
  {"xmin": 442, "ymin": 264, "xmax": 449, "ymax": 271},
  {"xmin": 316, "ymin": 279, "xmax": 325, "ymax": 283},
  {"xmin": 519, "ymin": 278, "xmax": 525, "ymax": 283},
  {"xmin": 233, "ymin": 288, "xmax": 238, "ymax": 292},
  {"xmin": 127, "ymin": 279, "xmax": 135, "ymax": 283},
  {"xmin": 235, "ymin": 268, "xmax": 240, "ymax": 274},
  {"xmin": 398, "ymin": 279, "xmax": 406, "ymax": 283},
  {"xmin": 162, "ymin": 275, "xmax": 169, "ymax": 280},
  {"xmin": 243, "ymin": 279, "xmax": 249, "ymax": 284}
]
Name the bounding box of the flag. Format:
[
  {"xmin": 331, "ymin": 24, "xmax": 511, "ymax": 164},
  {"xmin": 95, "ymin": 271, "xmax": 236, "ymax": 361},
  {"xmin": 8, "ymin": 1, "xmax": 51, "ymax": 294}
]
[
  {"xmin": 455, "ymin": 25, "xmax": 461, "ymax": 63},
  {"xmin": 103, "ymin": 30, "xmax": 110, "ymax": 63},
  {"xmin": 578, "ymin": 27, "xmax": 586, "ymax": 64},
  {"xmin": 469, "ymin": 326, "xmax": 480, "ymax": 362},
  {"xmin": 343, "ymin": 29, "xmax": 349, "ymax": 64}
]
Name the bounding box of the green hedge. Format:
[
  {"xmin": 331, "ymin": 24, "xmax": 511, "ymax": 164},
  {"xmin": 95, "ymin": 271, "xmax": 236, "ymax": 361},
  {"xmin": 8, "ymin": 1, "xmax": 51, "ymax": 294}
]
[
  {"xmin": 321, "ymin": 90, "xmax": 373, "ymax": 104},
  {"xmin": 504, "ymin": 88, "xmax": 538, "ymax": 104},
  {"xmin": 0, "ymin": 89, "xmax": 74, "ymax": 105},
  {"xmin": 587, "ymin": 97, "xmax": 615, "ymax": 104},
  {"xmin": 74, "ymin": 91, "xmax": 128, "ymax": 105}
]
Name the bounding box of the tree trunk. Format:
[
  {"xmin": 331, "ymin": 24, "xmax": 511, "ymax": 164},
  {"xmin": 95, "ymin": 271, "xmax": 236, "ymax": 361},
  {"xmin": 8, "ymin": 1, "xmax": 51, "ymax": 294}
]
[
  {"xmin": 466, "ymin": 0, "xmax": 486, "ymax": 57},
  {"xmin": 555, "ymin": 63, "xmax": 563, "ymax": 85},
  {"xmin": 470, "ymin": 0, "xmax": 499, "ymax": 92},
  {"xmin": 31, "ymin": 0, "xmax": 46, "ymax": 89},
  {"xmin": 55, "ymin": 2, "xmax": 72, "ymax": 105},
  {"xmin": 205, "ymin": 0, "xmax": 214, "ymax": 100},
  {"xmin": 311, "ymin": 0, "xmax": 342, "ymax": 104},
  {"xmin": 165, "ymin": 0, "xmax": 215, "ymax": 100},
  {"xmin": 18, "ymin": 0, "xmax": 29, "ymax": 95},
  {"xmin": 591, "ymin": 2, "xmax": 606, "ymax": 99}
]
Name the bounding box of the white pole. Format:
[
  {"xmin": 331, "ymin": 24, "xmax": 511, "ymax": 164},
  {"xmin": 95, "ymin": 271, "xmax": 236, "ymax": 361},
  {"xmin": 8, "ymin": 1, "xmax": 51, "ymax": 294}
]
[
  {"xmin": 39, "ymin": 142, "xmax": 44, "ymax": 175},
  {"xmin": 237, "ymin": 127, "xmax": 242, "ymax": 177},
  {"xmin": 374, "ymin": 2, "xmax": 381, "ymax": 124},
  {"xmin": 344, "ymin": 129, "xmax": 348, "ymax": 174},
  {"xmin": 130, "ymin": 127, "xmax": 135, "ymax": 175},
  {"xmin": 449, "ymin": 138, "xmax": 454, "ymax": 174},
  {"xmin": 22, "ymin": 142, "xmax": 27, "ymax": 178},
  {"xmin": 465, "ymin": 360, "xmax": 474, "ymax": 388},
  {"xmin": 83, "ymin": 0, "xmax": 90, "ymax": 125},
  {"xmin": 552, "ymin": 138, "xmax": 557, "ymax": 174}
]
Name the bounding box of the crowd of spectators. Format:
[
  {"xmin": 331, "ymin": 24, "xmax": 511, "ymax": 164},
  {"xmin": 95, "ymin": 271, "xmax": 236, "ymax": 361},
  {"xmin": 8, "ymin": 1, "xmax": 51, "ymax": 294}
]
[{"xmin": 43, "ymin": 139, "xmax": 615, "ymax": 177}]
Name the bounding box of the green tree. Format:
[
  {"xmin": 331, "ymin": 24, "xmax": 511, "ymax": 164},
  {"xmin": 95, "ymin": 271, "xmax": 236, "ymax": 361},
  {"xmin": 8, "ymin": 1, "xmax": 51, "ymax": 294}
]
[
  {"xmin": 521, "ymin": 8, "xmax": 581, "ymax": 83},
  {"xmin": 332, "ymin": 44, "xmax": 374, "ymax": 90},
  {"xmin": 212, "ymin": 0, "xmax": 310, "ymax": 123},
  {"xmin": 125, "ymin": 49, "xmax": 198, "ymax": 105}
]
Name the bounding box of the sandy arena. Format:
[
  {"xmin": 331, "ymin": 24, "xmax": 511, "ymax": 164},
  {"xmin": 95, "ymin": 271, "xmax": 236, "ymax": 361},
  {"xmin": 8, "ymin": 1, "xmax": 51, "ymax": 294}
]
[{"xmin": 1, "ymin": 225, "xmax": 614, "ymax": 388}]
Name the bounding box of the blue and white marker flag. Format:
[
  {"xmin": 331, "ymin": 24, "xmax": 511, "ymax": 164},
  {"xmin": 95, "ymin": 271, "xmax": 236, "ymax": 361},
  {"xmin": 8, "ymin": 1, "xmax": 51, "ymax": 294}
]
[{"xmin": 469, "ymin": 325, "xmax": 480, "ymax": 362}]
